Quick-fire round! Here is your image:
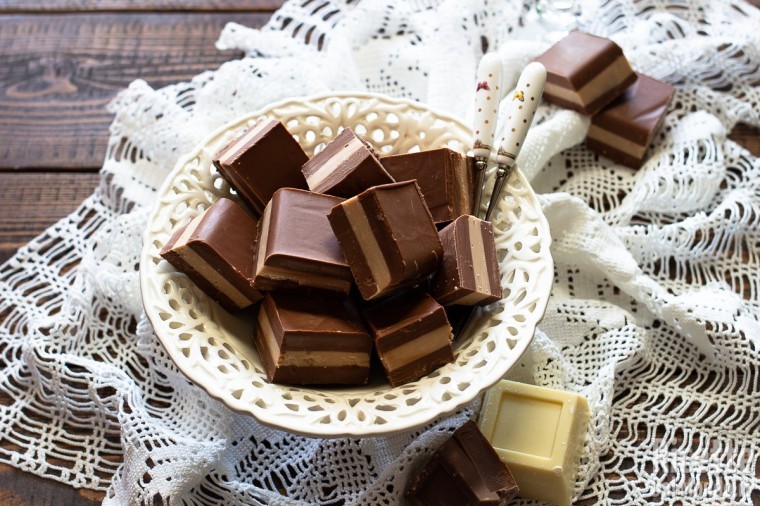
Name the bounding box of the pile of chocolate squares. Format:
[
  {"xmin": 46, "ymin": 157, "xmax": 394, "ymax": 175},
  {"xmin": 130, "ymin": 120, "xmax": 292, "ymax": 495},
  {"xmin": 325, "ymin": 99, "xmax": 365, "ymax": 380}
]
[
  {"xmin": 161, "ymin": 119, "xmax": 503, "ymax": 387},
  {"xmin": 535, "ymin": 30, "xmax": 676, "ymax": 168}
]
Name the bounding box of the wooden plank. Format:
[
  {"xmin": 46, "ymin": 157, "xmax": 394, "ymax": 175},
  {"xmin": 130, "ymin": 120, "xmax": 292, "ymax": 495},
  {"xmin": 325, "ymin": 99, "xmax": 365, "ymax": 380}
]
[
  {"xmin": 728, "ymin": 123, "xmax": 760, "ymax": 156},
  {"xmin": 0, "ymin": 172, "xmax": 100, "ymax": 264},
  {"xmin": 0, "ymin": 463, "xmax": 103, "ymax": 505},
  {"xmin": 0, "ymin": 0, "xmax": 283, "ymax": 12},
  {"xmin": 0, "ymin": 12, "xmax": 271, "ymax": 170}
]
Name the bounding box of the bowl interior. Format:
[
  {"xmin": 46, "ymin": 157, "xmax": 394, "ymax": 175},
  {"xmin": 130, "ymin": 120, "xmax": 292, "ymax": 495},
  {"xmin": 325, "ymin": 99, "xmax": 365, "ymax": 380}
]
[{"xmin": 140, "ymin": 92, "xmax": 553, "ymax": 437}]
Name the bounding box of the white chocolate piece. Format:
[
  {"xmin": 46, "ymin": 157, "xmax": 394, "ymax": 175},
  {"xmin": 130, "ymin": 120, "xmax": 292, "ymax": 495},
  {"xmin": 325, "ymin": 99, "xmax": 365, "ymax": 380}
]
[{"xmin": 478, "ymin": 380, "xmax": 590, "ymax": 506}]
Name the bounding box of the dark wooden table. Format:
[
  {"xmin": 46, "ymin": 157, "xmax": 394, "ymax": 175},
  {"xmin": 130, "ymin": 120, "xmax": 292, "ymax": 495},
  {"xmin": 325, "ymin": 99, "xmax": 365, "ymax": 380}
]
[{"xmin": 0, "ymin": 1, "xmax": 758, "ymax": 504}]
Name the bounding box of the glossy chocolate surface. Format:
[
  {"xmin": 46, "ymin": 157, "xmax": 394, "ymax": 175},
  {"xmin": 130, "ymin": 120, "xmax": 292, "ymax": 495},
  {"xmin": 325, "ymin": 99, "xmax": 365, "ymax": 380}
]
[
  {"xmin": 213, "ymin": 119, "xmax": 308, "ymax": 215},
  {"xmin": 302, "ymin": 127, "xmax": 394, "ymax": 197},
  {"xmin": 534, "ymin": 30, "xmax": 636, "ymax": 115},
  {"xmin": 587, "ymin": 73, "xmax": 675, "ymax": 168},
  {"xmin": 160, "ymin": 198, "xmax": 261, "ymax": 312},
  {"xmin": 328, "ymin": 181, "xmax": 443, "ymax": 301},
  {"xmin": 380, "ymin": 148, "xmax": 474, "ymax": 225},
  {"xmin": 253, "ymin": 188, "xmax": 352, "ymax": 294},
  {"xmin": 406, "ymin": 420, "xmax": 519, "ymax": 506}
]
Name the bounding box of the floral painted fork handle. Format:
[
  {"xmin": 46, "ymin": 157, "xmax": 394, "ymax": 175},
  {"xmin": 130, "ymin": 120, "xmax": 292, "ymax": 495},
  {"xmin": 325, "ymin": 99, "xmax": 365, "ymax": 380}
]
[{"xmin": 471, "ymin": 53, "xmax": 503, "ymax": 217}]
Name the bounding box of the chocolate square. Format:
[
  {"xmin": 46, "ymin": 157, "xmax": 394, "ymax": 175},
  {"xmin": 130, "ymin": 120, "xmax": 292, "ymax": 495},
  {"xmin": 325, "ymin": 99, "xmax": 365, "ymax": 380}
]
[
  {"xmin": 587, "ymin": 73, "xmax": 675, "ymax": 168},
  {"xmin": 253, "ymin": 292, "xmax": 373, "ymax": 385},
  {"xmin": 213, "ymin": 119, "xmax": 309, "ymax": 215},
  {"xmin": 534, "ymin": 30, "xmax": 636, "ymax": 115},
  {"xmin": 431, "ymin": 215, "xmax": 502, "ymax": 306},
  {"xmin": 380, "ymin": 148, "xmax": 475, "ymax": 225},
  {"xmin": 301, "ymin": 128, "xmax": 394, "ymax": 197},
  {"xmin": 160, "ymin": 198, "xmax": 262, "ymax": 312},
  {"xmin": 253, "ymin": 188, "xmax": 353, "ymax": 295},
  {"xmin": 328, "ymin": 181, "xmax": 443, "ymax": 301},
  {"xmin": 362, "ymin": 289, "xmax": 453, "ymax": 387}
]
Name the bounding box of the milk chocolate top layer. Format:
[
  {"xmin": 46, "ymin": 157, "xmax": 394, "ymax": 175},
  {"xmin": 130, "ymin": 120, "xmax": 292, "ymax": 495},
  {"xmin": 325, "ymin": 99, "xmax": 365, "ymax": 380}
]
[
  {"xmin": 380, "ymin": 148, "xmax": 474, "ymax": 225},
  {"xmin": 212, "ymin": 119, "xmax": 308, "ymax": 215},
  {"xmin": 362, "ymin": 289, "xmax": 448, "ymax": 346},
  {"xmin": 406, "ymin": 420, "xmax": 519, "ymax": 506},
  {"xmin": 591, "ymin": 73, "xmax": 675, "ymax": 145},
  {"xmin": 262, "ymin": 292, "xmax": 369, "ymax": 349},
  {"xmin": 536, "ymin": 30, "xmax": 627, "ymax": 89},
  {"xmin": 302, "ymin": 128, "xmax": 394, "ymax": 197},
  {"xmin": 263, "ymin": 188, "xmax": 347, "ymax": 270},
  {"xmin": 328, "ymin": 181, "xmax": 443, "ymax": 300},
  {"xmin": 184, "ymin": 198, "xmax": 257, "ymax": 278},
  {"xmin": 366, "ymin": 181, "xmax": 443, "ymax": 281},
  {"xmin": 534, "ymin": 30, "xmax": 636, "ymax": 115},
  {"xmin": 160, "ymin": 198, "xmax": 261, "ymax": 311}
]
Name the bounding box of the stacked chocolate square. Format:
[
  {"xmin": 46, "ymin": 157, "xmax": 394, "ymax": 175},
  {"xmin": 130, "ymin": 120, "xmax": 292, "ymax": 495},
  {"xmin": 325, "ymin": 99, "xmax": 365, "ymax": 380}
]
[
  {"xmin": 161, "ymin": 120, "xmax": 504, "ymax": 387},
  {"xmin": 535, "ymin": 30, "xmax": 676, "ymax": 168}
]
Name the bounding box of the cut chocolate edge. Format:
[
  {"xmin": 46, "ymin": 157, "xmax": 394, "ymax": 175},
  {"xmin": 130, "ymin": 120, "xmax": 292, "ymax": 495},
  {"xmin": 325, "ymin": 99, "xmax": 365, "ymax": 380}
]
[
  {"xmin": 587, "ymin": 73, "xmax": 675, "ymax": 168},
  {"xmin": 433, "ymin": 215, "xmax": 502, "ymax": 307},
  {"xmin": 302, "ymin": 128, "xmax": 394, "ymax": 197},
  {"xmin": 253, "ymin": 293, "xmax": 372, "ymax": 385},
  {"xmin": 213, "ymin": 119, "xmax": 309, "ymax": 215},
  {"xmin": 160, "ymin": 200, "xmax": 261, "ymax": 312},
  {"xmin": 253, "ymin": 190, "xmax": 353, "ymax": 294}
]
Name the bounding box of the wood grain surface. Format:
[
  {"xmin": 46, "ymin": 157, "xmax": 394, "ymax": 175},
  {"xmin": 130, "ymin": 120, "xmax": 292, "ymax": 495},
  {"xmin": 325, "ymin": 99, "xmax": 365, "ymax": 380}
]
[
  {"xmin": 0, "ymin": 0, "xmax": 283, "ymax": 12},
  {"xmin": 0, "ymin": 12, "xmax": 270, "ymax": 169},
  {"xmin": 0, "ymin": 172, "xmax": 100, "ymax": 264},
  {"xmin": 0, "ymin": 0, "xmax": 758, "ymax": 504}
]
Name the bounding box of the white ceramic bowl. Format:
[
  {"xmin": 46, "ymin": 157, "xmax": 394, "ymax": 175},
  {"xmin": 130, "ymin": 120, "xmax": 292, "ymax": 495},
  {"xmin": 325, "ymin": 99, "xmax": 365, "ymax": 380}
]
[{"xmin": 140, "ymin": 92, "xmax": 553, "ymax": 437}]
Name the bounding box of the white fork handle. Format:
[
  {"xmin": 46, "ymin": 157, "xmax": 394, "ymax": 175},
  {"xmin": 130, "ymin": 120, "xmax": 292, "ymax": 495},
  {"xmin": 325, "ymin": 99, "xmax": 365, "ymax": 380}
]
[
  {"xmin": 494, "ymin": 61, "xmax": 547, "ymax": 168},
  {"xmin": 472, "ymin": 53, "xmax": 503, "ymax": 161}
]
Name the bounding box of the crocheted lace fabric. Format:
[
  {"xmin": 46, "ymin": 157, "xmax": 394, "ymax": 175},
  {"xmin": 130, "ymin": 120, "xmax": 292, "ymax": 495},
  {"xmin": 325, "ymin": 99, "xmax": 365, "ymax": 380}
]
[{"xmin": 1, "ymin": 0, "xmax": 758, "ymax": 503}]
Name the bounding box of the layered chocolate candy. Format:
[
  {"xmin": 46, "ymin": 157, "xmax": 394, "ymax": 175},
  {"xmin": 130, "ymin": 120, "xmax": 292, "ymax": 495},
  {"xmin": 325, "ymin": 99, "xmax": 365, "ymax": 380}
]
[
  {"xmin": 213, "ymin": 119, "xmax": 308, "ymax": 215},
  {"xmin": 406, "ymin": 420, "xmax": 519, "ymax": 506},
  {"xmin": 380, "ymin": 148, "xmax": 474, "ymax": 225},
  {"xmin": 253, "ymin": 292, "xmax": 373, "ymax": 385},
  {"xmin": 328, "ymin": 181, "xmax": 443, "ymax": 301},
  {"xmin": 363, "ymin": 289, "xmax": 453, "ymax": 387},
  {"xmin": 535, "ymin": 30, "xmax": 636, "ymax": 116},
  {"xmin": 587, "ymin": 73, "xmax": 675, "ymax": 168},
  {"xmin": 431, "ymin": 215, "xmax": 502, "ymax": 307},
  {"xmin": 160, "ymin": 198, "xmax": 262, "ymax": 312},
  {"xmin": 253, "ymin": 188, "xmax": 352, "ymax": 295},
  {"xmin": 302, "ymin": 128, "xmax": 394, "ymax": 197}
]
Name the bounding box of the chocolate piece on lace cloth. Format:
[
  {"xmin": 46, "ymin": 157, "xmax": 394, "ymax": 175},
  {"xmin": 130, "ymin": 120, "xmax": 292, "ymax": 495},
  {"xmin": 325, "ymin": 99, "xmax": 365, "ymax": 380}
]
[{"xmin": 0, "ymin": 1, "xmax": 758, "ymax": 505}]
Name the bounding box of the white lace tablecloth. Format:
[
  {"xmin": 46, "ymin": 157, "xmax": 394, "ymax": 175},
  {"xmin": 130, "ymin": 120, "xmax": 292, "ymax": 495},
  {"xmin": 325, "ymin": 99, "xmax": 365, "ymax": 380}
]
[{"xmin": 1, "ymin": 0, "xmax": 758, "ymax": 504}]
